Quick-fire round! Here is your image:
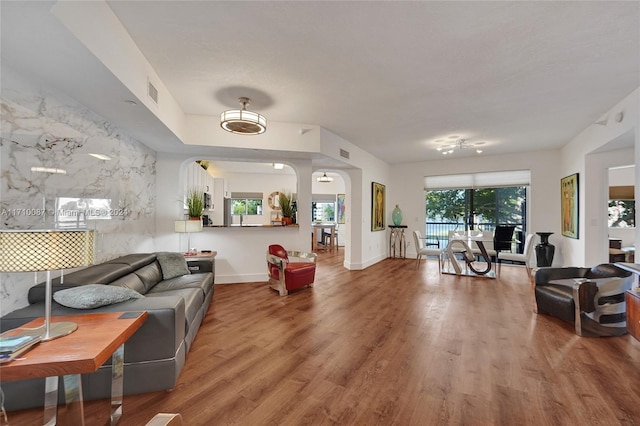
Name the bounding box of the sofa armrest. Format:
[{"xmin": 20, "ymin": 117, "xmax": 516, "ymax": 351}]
[
  {"xmin": 88, "ymin": 295, "xmax": 187, "ymax": 362},
  {"xmin": 534, "ymin": 267, "xmax": 590, "ymax": 285}
]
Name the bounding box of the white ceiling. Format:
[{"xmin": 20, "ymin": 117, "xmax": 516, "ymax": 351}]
[{"xmin": 2, "ymin": 1, "xmax": 639, "ymax": 165}]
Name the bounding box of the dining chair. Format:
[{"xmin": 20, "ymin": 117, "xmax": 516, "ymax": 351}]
[
  {"xmin": 497, "ymin": 233, "xmax": 535, "ymax": 277},
  {"xmin": 470, "ymin": 231, "xmax": 497, "ymax": 260},
  {"xmin": 413, "ymin": 230, "xmax": 443, "ymax": 271},
  {"xmin": 494, "ymin": 225, "xmax": 516, "ymax": 253}
]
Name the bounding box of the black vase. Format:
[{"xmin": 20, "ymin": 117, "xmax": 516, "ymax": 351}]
[{"xmin": 535, "ymin": 232, "xmax": 555, "ymax": 267}]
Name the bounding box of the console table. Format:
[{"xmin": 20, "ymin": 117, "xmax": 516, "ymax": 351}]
[
  {"xmin": 388, "ymin": 225, "xmax": 407, "ymax": 258},
  {"xmin": 0, "ymin": 311, "xmax": 147, "ymax": 425}
]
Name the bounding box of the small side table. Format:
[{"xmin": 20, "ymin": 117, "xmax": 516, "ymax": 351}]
[
  {"xmin": 626, "ymin": 289, "xmax": 640, "ymax": 341},
  {"xmin": 0, "ymin": 311, "xmax": 147, "ymax": 425},
  {"xmin": 184, "ymin": 251, "xmax": 217, "ymax": 273},
  {"xmin": 389, "ymin": 225, "xmax": 408, "ymax": 258}
]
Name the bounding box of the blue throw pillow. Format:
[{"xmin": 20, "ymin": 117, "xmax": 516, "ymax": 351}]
[{"xmin": 53, "ymin": 284, "xmax": 143, "ymax": 309}]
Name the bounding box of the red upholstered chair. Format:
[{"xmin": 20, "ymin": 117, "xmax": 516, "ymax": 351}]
[{"xmin": 267, "ymin": 244, "xmax": 317, "ymax": 296}]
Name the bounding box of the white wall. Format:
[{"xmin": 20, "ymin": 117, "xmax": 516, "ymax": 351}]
[
  {"xmin": 390, "ymin": 150, "xmax": 562, "ymax": 265},
  {"xmin": 562, "ymin": 88, "xmax": 639, "ymax": 266},
  {"xmin": 1, "ymin": 67, "xmax": 157, "ymax": 312}
]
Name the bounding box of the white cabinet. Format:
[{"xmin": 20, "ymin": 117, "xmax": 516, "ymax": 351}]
[
  {"xmin": 211, "ymin": 178, "xmax": 228, "ymax": 225},
  {"xmin": 185, "ymin": 162, "xmax": 215, "ymax": 216}
]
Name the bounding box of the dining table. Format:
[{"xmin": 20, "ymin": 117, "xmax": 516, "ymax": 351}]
[
  {"xmin": 312, "ymin": 223, "xmax": 335, "ymax": 252},
  {"xmin": 443, "ymin": 232, "xmax": 496, "ymax": 278}
]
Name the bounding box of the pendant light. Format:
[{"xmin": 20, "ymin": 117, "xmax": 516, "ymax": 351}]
[
  {"xmin": 317, "ymin": 172, "xmax": 333, "ymax": 183},
  {"xmin": 220, "ymin": 97, "xmax": 267, "ymax": 135}
]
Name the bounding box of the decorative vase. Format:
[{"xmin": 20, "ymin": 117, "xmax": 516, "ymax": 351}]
[
  {"xmin": 535, "ymin": 232, "xmax": 555, "ymax": 267},
  {"xmin": 392, "ymin": 204, "xmax": 403, "ymax": 226}
]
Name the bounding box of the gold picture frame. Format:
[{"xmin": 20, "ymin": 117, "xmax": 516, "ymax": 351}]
[
  {"xmin": 371, "ymin": 182, "xmax": 385, "ymax": 231},
  {"xmin": 561, "ymin": 173, "xmax": 579, "ymax": 238}
]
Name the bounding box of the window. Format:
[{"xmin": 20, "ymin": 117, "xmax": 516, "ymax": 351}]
[
  {"xmin": 312, "ymin": 202, "xmax": 335, "ymax": 222},
  {"xmin": 608, "ymin": 200, "xmax": 635, "ymax": 228},
  {"xmin": 230, "ymin": 192, "xmax": 263, "ymax": 215},
  {"xmin": 424, "ymin": 170, "xmax": 530, "ymax": 252}
]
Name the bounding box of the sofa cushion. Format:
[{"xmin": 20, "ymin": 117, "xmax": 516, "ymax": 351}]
[
  {"xmin": 146, "ymin": 288, "xmax": 204, "ymax": 332},
  {"xmin": 53, "ymin": 284, "xmax": 143, "ymax": 309},
  {"xmin": 28, "ymin": 263, "xmax": 134, "ymax": 304},
  {"xmin": 109, "ymin": 273, "xmax": 147, "ymax": 294},
  {"xmin": 134, "ymin": 262, "xmax": 164, "ymax": 293},
  {"xmin": 151, "ymin": 273, "xmax": 213, "ymax": 294},
  {"xmin": 104, "ymin": 253, "xmax": 157, "ymax": 270},
  {"xmin": 157, "ymin": 252, "xmax": 191, "ymax": 280}
]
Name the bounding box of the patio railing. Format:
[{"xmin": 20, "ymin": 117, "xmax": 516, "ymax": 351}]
[{"xmin": 425, "ymin": 221, "xmax": 525, "ymax": 253}]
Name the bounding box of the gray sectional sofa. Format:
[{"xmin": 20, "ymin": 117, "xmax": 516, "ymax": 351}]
[{"xmin": 0, "ymin": 252, "xmax": 214, "ymax": 411}]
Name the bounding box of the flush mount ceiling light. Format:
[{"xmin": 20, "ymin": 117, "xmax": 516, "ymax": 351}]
[
  {"xmin": 220, "ymin": 97, "xmax": 266, "ymax": 135},
  {"xmin": 273, "ymin": 163, "xmax": 284, "ymax": 170},
  {"xmin": 317, "ymin": 172, "xmax": 334, "ymax": 183},
  {"xmin": 436, "ymin": 138, "xmax": 484, "ymax": 155}
]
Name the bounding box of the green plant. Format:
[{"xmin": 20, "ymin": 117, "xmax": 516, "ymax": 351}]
[
  {"xmin": 278, "ymin": 192, "xmax": 295, "ymax": 218},
  {"xmin": 186, "ymin": 188, "xmax": 204, "ymax": 218}
]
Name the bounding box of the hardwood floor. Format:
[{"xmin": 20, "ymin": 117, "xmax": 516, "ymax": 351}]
[{"xmin": 6, "ymin": 252, "xmax": 640, "ymax": 425}]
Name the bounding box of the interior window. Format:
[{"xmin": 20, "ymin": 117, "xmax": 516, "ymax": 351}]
[
  {"xmin": 231, "ymin": 198, "xmax": 263, "ymax": 215},
  {"xmin": 312, "ymin": 202, "xmax": 335, "ymax": 222}
]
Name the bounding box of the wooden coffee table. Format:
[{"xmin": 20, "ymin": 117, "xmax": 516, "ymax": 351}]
[{"xmin": 0, "ymin": 311, "xmax": 147, "ymax": 425}]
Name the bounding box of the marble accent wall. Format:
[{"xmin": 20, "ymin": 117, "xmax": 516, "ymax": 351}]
[{"xmin": 0, "ymin": 68, "xmax": 156, "ymax": 313}]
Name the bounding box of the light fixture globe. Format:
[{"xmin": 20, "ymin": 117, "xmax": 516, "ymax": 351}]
[
  {"xmin": 317, "ymin": 172, "xmax": 334, "ymax": 183},
  {"xmin": 220, "ymin": 97, "xmax": 267, "ymax": 135}
]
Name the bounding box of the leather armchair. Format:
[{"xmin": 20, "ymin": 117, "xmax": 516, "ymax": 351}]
[
  {"xmin": 533, "ymin": 264, "xmax": 633, "ymax": 336},
  {"xmin": 267, "ymin": 244, "xmax": 317, "ymax": 296}
]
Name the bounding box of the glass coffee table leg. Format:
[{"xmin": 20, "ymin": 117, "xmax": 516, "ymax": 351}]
[
  {"xmin": 110, "ymin": 344, "xmax": 125, "ymax": 425},
  {"xmin": 43, "ymin": 376, "xmax": 58, "ymax": 426},
  {"xmin": 63, "ymin": 374, "xmax": 85, "ymax": 425}
]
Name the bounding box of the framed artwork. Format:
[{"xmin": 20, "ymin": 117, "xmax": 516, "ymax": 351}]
[
  {"xmin": 337, "ymin": 194, "xmax": 346, "ymax": 224},
  {"xmin": 561, "ymin": 173, "xmax": 579, "ymax": 238},
  {"xmin": 371, "ymin": 182, "xmax": 385, "ymax": 231}
]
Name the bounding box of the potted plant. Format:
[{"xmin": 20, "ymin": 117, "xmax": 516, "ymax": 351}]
[
  {"xmin": 186, "ymin": 188, "xmax": 205, "ymax": 219},
  {"xmin": 278, "ymin": 192, "xmax": 295, "ymax": 225}
]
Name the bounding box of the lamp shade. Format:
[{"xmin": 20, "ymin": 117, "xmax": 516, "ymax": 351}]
[
  {"xmin": 0, "ymin": 229, "xmax": 95, "ymax": 272},
  {"xmin": 175, "ymin": 220, "xmax": 203, "ymax": 233}
]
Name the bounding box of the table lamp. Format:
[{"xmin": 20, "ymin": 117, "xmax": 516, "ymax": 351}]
[
  {"xmin": 0, "ymin": 229, "xmax": 95, "ymax": 341},
  {"xmin": 174, "ymin": 220, "xmax": 202, "ymax": 254}
]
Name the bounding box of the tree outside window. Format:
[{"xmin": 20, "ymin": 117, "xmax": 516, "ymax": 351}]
[{"xmin": 231, "ymin": 198, "xmax": 263, "ymax": 215}]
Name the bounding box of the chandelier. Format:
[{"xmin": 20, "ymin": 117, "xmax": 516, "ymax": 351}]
[
  {"xmin": 220, "ymin": 97, "xmax": 267, "ymax": 135},
  {"xmin": 317, "ymin": 172, "xmax": 333, "ymax": 183},
  {"xmin": 437, "ymin": 138, "xmax": 483, "ymax": 155}
]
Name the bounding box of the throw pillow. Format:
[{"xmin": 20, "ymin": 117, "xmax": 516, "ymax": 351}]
[
  {"xmin": 156, "ymin": 252, "xmax": 191, "ymax": 280},
  {"xmin": 53, "ymin": 284, "xmax": 143, "ymax": 309}
]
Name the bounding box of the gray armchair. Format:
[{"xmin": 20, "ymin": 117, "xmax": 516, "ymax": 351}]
[{"xmin": 533, "ymin": 264, "xmax": 633, "ymax": 336}]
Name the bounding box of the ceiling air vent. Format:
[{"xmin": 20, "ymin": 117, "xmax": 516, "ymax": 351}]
[
  {"xmin": 147, "ymin": 79, "xmax": 159, "ymax": 104},
  {"xmin": 340, "ymin": 149, "xmax": 350, "ymax": 159}
]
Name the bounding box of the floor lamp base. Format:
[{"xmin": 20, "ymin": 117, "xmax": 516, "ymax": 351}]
[{"xmin": 20, "ymin": 321, "xmax": 78, "ymax": 341}]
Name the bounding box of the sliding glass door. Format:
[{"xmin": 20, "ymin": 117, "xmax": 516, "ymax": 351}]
[{"xmin": 425, "ymin": 186, "xmax": 527, "ymax": 251}]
